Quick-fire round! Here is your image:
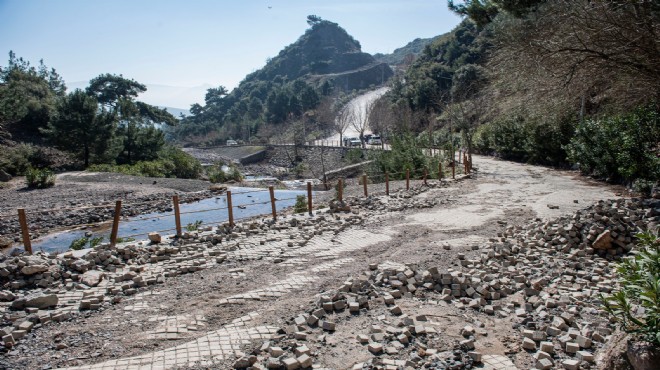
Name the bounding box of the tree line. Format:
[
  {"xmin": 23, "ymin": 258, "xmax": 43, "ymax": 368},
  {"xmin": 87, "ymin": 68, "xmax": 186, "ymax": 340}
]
[
  {"xmin": 369, "ymin": 0, "xmax": 658, "ymax": 188},
  {"xmin": 0, "ymin": 52, "xmax": 201, "ymax": 179}
]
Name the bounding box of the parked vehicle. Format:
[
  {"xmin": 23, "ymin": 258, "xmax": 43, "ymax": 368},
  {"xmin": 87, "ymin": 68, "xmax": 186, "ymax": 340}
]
[
  {"xmin": 367, "ymin": 136, "xmax": 382, "ymax": 145},
  {"xmin": 343, "ymin": 137, "xmax": 361, "ymax": 147},
  {"xmin": 226, "ymin": 139, "xmax": 238, "ymax": 146},
  {"xmin": 348, "ymin": 138, "xmax": 362, "ymax": 147}
]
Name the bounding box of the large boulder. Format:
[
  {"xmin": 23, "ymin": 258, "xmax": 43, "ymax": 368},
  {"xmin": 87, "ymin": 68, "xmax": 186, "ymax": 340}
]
[
  {"xmin": 148, "ymin": 232, "xmax": 162, "ymax": 244},
  {"xmin": 0, "ymin": 290, "xmax": 16, "ymax": 301},
  {"xmin": 0, "ymin": 236, "xmax": 12, "ymax": 249},
  {"xmin": 592, "ymin": 230, "xmax": 613, "ymax": 250},
  {"xmin": 24, "ymin": 293, "xmax": 58, "ymax": 309},
  {"xmin": 0, "ymin": 169, "xmax": 11, "ymax": 182},
  {"xmin": 80, "ymin": 270, "xmax": 105, "ymax": 287},
  {"xmin": 21, "ymin": 264, "xmax": 48, "ymax": 275}
]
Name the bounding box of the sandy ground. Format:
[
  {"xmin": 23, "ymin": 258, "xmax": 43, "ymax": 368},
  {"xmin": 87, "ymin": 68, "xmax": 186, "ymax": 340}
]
[{"xmin": 2, "ymin": 156, "xmax": 626, "ymax": 369}]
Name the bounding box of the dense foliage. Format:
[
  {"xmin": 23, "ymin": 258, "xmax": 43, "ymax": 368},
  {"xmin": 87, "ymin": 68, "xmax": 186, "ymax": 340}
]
[
  {"xmin": 374, "ymin": 0, "xmax": 659, "ymax": 185},
  {"xmin": 87, "ymin": 146, "xmax": 202, "ymax": 179},
  {"xmin": 369, "ymin": 133, "xmax": 444, "ymax": 180},
  {"xmin": 602, "ymin": 232, "xmax": 660, "ymax": 345},
  {"xmin": 566, "ymin": 106, "xmax": 659, "ymax": 184},
  {"xmin": 0, "ymin": 53, "xmax": 202, "ymax": 180}
]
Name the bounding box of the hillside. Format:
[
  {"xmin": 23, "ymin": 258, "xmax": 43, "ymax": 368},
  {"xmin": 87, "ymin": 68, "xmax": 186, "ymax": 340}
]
[
  {"xmin": 173, "ymin": 17, "xmax": 393, "ymax": 145},
  {"xmin": 373, "ymin": 34, "xmax": 446, "ymax": 67}
]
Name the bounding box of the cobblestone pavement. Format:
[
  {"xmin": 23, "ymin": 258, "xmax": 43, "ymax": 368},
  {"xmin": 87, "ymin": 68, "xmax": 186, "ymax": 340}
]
[
  {"xmin": 63, "ymin": 313, "xmax": 277, "ymax": 369},
  {"xmin": 57, "ymin": 230, "xmax": 393, "ymax": 369}
]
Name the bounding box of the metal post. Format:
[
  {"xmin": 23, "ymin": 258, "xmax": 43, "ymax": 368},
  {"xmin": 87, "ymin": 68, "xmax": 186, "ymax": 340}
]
[
  {"xmin": 17, "ymin": 209, "xmax": 32, "ymax": 254},
  {"xmin": 110, "ymin": 200, "xmax": 122, "ymax": 247},
  {"xmin": 173, "ymin": 195, "xmax": 182, "ymax": 237}
]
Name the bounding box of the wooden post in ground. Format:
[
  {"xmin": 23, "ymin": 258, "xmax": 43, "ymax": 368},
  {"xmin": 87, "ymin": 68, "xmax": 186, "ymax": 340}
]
[
  {"xmin": 307, "ymin": 182, "xmax": 313, "ymax": 216},
  {"xmin": 452, "ymin": 160, "xmax": 456, "ymax": 179},
  {"xmin": 173, "ymin": 195, "xmax": 182, "ymax": 237},
  {"xmin": 362, "ymin": 174, "xmax": 368, "ymax": 197},
  {"xmin": 338, "ymin": 178, "xmax": 343, "ymax": 202},
  {"xmin": 385, "ymin": 172, "xmax": 389, "ymax": 196},
  {"xmin": 423, "ymin": 169, "xmax": 428, "ymax": 185},
  {"xmin": 406, "ymin": 169, "xmax": 410, "ymax": 191},
  {"xmin": 17, "ymin": 209, "xmax": 32, "ymax": 254},
  {"xmin": 438, "ymin": 162, "xmax": 443, "ymax": 180},
  {"xmin": 109, "ymin": 200, "xmax": 122, "ymax": 247},
  {"xmin": 269, "ymin": 186, "xmax": 277, "ymax": 221},
  {"xmin": 226, "ymin": 190, "xmax": 234, "ymax": 226}
]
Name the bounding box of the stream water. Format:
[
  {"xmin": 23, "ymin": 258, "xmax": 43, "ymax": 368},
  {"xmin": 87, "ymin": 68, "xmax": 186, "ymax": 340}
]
[{"xmin": 30, "ymin": 187, "xmax": 306, "ymax": 253}]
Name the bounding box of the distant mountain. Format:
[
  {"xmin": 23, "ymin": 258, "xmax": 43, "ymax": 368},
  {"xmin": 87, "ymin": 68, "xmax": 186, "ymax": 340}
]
[
  {"xmin": 66, "ymin": 81, "xmax": 208, "ymax": 111},
  {"xmin": 160, "ymin": 107, "xmax": 190, "ymax": 118},
  {"xmin": 242, "ymin": 19, "xmax": 393, "ymax": 90},
  {"xmin": 374, "ymin": 34, "xmax": 447, "ymax": 67},
  {"xmin": 174, "ymin": 18, "xmax": 394, "ymax": 145}
]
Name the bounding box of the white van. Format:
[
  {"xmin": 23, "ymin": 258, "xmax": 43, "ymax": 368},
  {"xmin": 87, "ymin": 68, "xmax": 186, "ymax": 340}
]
[{"xmin": 367, "ymin": 136, "xmax": 382, "ymax": 145}]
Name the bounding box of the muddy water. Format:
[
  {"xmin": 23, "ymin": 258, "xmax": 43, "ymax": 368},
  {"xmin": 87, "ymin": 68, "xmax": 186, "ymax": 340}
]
[{"xmin": 30, "ymin": 187, "xmax": 306, "ymax": 253}]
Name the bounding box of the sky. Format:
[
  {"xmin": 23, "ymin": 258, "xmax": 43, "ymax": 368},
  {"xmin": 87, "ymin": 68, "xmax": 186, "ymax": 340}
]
[{"xmin": 0, "ymin": 0, "xmax": 462, "ymax": 108}]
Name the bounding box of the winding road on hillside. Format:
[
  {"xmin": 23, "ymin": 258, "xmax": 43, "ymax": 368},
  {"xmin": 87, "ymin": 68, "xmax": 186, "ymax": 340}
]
[{"xmin": 318, "ymin": 87, "xmax": 389, "ymax": 146}]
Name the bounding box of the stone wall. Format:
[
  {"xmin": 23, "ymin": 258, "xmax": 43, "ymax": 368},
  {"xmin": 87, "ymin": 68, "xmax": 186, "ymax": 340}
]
[{"xmin": 267, "ymin": 145, "xmax": 367, "ymax": 179}]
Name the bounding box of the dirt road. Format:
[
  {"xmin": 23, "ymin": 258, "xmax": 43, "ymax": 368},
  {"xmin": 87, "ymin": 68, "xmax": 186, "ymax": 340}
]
[{"xmin": 4, "ymin": 156, "xmax": 623, "ymax": 369}]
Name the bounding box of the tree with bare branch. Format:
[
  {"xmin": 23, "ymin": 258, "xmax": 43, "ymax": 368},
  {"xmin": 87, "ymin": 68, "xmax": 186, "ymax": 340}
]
[{"xmin": 350, "ymin": 99, "xmax": 375, "ymax": 148}]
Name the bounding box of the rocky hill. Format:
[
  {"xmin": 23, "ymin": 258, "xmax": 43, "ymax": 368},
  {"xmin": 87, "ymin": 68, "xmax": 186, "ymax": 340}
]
[{"xmin": 173, "ymin": 18, "xmax": 393, "ymax": 145}]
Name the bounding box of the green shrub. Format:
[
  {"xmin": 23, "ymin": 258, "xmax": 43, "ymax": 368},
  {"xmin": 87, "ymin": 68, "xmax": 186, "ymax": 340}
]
[
  {"xmin": 207, "ymin": 163, "xmax": 242, "ymax": 183},
  {"xmin": 567, "ymin": 106, "xmax": 660, "ymax": 183},
  {"xmin": 69, "ymin": 235, "xmax": 104, "ymax": 250},
  {"xmin": 370, "ymin": 133, "xmax": 441, "ymax": 180},
  {"xmin": 602, "ymin": 232, "xmax": 660, "ymax": 345},
  {"xmin": 345, "ymin": 149, "xmax": 364, "ymax": 164},
  {"xmin": 0, "ymin": 143, "xmax": 36, "ymax": 176},
  {"xmin": 25, "ymin": 167, "xmax": 55, "ymax": 188},
  {"xmin": 185, "ymin": 220, "xmax": 203, "ymax": 231},
  {"xmin": 208, "ymin": 166, "xmax": 227, "ymax": 183},
  {"xmin": 294, "ymin": 195, "xmax": 308, "ymax": 214},
  {"xmin": 159, "ymin": 146, "xmax": 203, "ymax": 179}
]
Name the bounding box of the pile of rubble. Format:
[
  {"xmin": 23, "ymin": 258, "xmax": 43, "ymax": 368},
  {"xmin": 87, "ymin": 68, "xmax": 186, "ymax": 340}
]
[{"xmin": 232, "ymin": 198, "xmax": 658, "ymax": 369}]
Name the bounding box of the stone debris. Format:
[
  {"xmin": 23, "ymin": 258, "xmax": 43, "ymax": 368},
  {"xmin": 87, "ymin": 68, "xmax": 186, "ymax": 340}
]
[{"xmin": 1, "ymin": 174, "xmax": 658, "ymax": 369}]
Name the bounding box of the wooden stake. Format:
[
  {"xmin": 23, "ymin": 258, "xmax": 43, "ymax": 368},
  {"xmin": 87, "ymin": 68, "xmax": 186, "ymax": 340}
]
[
  {"xmin": 109, "ymin": 200, "xmax": 122, "ymax": 247},
  {"xmin": 17, "ymin": 208, "xmax": 32, "ymax": 254},
  {"xmin": 226, "ymin": 190, "xmax": 234, "ymax": 226},
  {"xmin": 173, "ymin": 195, "xmax": 182, "ymax": 237},
  {"xmin": 452, "ymin": 161, "xmax": 456, "ymax": 179},
  {"xmin": 338, "ymin": 178, "xmax": 343, "ymax": 202},
  {"xmin": 385, "ymin": 172, "xmax": 389, "ymax": 196},
  {"xmin": 423, "ymin": 169, "xmax": 428, "ymax": 185},
  {"xmin": 269, "ymin": 186, "xmax": 277, "ymax": 221},
  {"xmin": 307, "ymin": 182, "xmax": 313, "ymax": 216},
  {"xmin": 362, "ymin": 174, "xmax": 368, "ymax": 197},
  {"xmin": 438, "ymin": 162, "xmax": 443, "ymax": 180},
  {"xmin": 406, "ymin": 169, "xmax": 410, "ymax": 191}
]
